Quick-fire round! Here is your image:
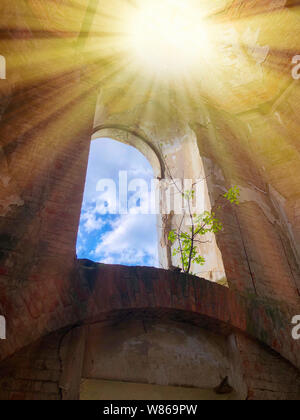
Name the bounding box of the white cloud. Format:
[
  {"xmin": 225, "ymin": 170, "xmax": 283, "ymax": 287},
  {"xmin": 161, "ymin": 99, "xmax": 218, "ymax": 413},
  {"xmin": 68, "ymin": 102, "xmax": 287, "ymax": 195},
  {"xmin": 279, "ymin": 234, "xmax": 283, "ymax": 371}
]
[
  {"xmin": 82, "ymin": 138, "xmax": 154, "ymax": 203},
  {"xmin": 81, "ymin": 206, "xmax": 105, "ymax": 233},
  {"xmin": 76, "ymin": 244, "xmax": 85, "ymax": 255},
  {"xmin": 93, "ymin": 214, "xmax": 159, "ymax": 267},
  {"xmin": 127, "ymin": 166, "xmax": 153, "ymax": 178}
]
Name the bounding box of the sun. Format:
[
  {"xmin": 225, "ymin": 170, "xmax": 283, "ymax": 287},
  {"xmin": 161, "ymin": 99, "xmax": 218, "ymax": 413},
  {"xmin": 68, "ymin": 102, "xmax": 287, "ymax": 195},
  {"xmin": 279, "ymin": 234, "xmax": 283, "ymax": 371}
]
[{"xmin": 123, "ymin": 0, "xmax": 213, "ymax": 79}]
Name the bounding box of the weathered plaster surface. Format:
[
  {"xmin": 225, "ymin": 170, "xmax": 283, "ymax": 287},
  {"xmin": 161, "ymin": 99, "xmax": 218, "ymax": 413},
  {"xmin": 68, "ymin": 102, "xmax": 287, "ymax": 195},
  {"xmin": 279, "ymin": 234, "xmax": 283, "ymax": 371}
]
[{"xmin": 83, "ymin": 320, "xmax": 233, "ymax": 390}]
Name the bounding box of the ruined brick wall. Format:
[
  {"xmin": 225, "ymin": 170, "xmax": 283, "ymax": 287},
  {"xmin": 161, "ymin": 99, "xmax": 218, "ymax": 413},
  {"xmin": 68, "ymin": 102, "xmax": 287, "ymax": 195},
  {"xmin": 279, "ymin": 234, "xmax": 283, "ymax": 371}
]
[
  {"xmin": 245, "ymin": 94, "xmax": 300, "ymax": 296},
  {"xmin": 2, "ymin": 262, "xmax": 299, "ymax": 401},
  {"xmin": 0, "ymin": 0, "xmax": 299, "ymax": 401},
  {"xmin": 0, "ymin": 0, "xmax": 98, "ymax": 361},
  {"xmin": 0, "ymin": 324, "xmax": 86, "ymax": 401},
  {"xmin": 235, "ymin": 334, "xmax": 300, "ymax": 400},
  {"xmin": 193, "ymin": 109, "xmax": 300, "ymax": 401},
  {"xmin": 193, "ymin": 108, "xmax": 300, "ymax": 307},
  {"xmin": 0, "ymin": 315, "xmax": 299, "ymax": 401},
  {"xmin": 0, "ymin": 329, "xmax": 64, "ymax": 400}
]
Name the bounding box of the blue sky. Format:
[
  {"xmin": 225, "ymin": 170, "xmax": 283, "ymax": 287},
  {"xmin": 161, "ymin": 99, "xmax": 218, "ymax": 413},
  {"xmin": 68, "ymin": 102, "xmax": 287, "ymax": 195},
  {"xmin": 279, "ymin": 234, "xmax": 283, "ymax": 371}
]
[{"xmin": 76, "ymin": 138, "xmax": 159, "ymax": 267}]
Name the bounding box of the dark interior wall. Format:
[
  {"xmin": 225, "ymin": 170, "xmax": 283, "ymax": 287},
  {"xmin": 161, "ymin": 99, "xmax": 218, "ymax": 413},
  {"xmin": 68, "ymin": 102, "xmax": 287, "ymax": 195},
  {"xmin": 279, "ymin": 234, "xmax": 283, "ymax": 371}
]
[
  {"xmin": 0, "ymin": 318, "xmax": 299, "ymax": 401},
  {"xmin": 0, "ymin": 329, "xmax": 65, "ymax": 400},
  {"xmin": 0, "ymin": 325, "xmax": 87, "ymax": 401}
]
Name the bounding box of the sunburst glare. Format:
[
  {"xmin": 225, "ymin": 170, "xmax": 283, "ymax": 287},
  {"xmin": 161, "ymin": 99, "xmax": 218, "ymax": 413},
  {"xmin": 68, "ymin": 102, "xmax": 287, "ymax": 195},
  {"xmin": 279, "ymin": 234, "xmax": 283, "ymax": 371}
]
[{"xmin": 124, "ymin": 0, "xmax": 213, "ymax": 78}]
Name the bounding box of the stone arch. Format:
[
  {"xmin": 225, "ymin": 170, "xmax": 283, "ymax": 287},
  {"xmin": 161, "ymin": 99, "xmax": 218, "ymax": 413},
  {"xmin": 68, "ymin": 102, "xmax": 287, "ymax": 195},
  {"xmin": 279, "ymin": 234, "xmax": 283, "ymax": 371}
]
[{"xmin": 92, "ymin": 124, "xmax": 165, "ymax": 179}]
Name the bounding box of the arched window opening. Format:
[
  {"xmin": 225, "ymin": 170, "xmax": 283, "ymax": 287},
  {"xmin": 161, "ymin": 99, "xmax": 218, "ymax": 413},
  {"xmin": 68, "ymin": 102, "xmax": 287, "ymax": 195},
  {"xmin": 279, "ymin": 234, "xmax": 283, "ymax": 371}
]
[{"xmin": 76, "ymin": 138, "xmax": 159, "ymax": 267}]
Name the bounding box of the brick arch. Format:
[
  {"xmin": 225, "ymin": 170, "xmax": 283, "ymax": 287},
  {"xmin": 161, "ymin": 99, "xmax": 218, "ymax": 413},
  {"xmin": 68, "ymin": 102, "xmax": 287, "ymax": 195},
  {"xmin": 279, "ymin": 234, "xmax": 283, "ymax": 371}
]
[
  {"xmin": 72, "ymin": 263, "xmax": 300, "ymax": 371},
  {"xmin": 0, "ymin": 263, "xmax": 299, "ymax": 374}
]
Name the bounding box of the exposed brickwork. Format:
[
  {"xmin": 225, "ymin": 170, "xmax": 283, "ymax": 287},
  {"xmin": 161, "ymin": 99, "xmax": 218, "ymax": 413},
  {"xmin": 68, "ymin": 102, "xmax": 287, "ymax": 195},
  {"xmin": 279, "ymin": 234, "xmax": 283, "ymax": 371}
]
[
  {"xmin": 235, "ymin": 334, "xmax": 300, "ymax": 400},
  {"xmin": 0, "ymin": 293, "xmax": 299, "ymax": 400},
  {"xmin": 246, "ymin": 94, "xmax": 300, "ymax": 295},
  {"xmin": 2, "ymin": 262, "xmax": 299, "ymax": 373},
  {"xmin": 0, "ymin": 329, "xmax": 64, "ymax": 400},
  {"xmin": 0, "ymin": 0, "xmax": 98, "ymax": 365},
  {"xmin": 194, "ymin": 111, "xmax": 300, "ymax": 306}
]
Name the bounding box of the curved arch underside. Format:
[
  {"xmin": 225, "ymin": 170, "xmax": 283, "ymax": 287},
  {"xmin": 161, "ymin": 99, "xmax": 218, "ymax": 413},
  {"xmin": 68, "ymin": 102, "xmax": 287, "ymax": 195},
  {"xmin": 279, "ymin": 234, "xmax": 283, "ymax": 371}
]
[
  {"xmin": 1, "ymin": 262, "xmax": 298, "ymax": 374},
  {"xmin": 92, "ymin": 125, "xmax": 165, "ymax": 178}
]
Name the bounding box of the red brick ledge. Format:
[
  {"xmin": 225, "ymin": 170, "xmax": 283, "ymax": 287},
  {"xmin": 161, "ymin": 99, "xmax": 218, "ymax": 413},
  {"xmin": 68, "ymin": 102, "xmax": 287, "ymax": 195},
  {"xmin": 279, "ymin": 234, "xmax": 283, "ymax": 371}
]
[{"xmin": 0, "ymin": 261, "xmax": 299, "ymax": 371}]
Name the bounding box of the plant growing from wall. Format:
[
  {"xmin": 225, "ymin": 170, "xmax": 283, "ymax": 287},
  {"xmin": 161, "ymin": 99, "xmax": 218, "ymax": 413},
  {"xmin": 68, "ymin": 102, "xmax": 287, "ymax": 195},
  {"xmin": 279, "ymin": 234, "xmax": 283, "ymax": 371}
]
[
  {"xmin": 168, "ymin": 186, "xmax": 240, "ymax": 275},
  {"xmin": 158, "ymin": 143, "xmax": 240, "ymax": 275}
]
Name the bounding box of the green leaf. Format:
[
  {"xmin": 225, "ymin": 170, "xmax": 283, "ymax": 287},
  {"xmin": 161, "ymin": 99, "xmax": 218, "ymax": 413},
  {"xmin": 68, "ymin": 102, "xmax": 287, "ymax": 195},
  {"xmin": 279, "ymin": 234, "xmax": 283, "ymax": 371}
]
[
  {"xmin": 224, "ymin": 185, "xmax": 240, "ymax": 205},
  {"xmin": 168, "ymin": 230, "xmax": 177, "ymax": 243}
]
